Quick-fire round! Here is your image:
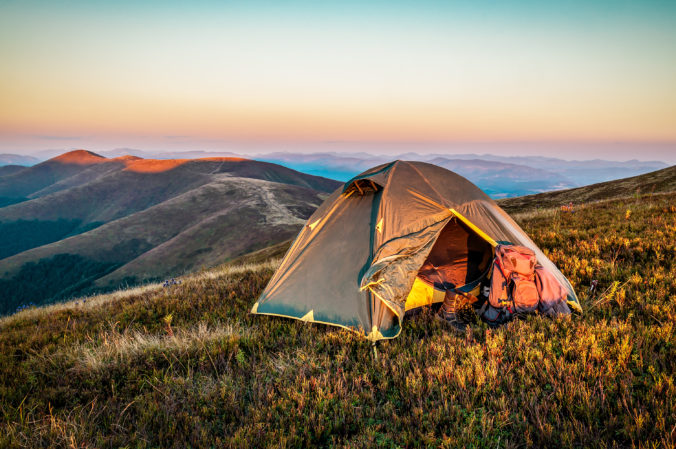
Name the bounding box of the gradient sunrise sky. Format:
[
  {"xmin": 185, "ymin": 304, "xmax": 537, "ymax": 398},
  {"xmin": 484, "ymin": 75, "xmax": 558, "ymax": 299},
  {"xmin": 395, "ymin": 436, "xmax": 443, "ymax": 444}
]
[{"xmin": 1, "ymin": 0, "xmax": 675, "ymax": 161}]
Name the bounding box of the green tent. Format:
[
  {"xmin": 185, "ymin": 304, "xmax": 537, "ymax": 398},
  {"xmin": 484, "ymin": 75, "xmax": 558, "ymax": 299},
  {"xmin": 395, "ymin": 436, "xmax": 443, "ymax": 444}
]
[{"xmin": 252, "ymin": 161, "xmax": 580, "ymax": 341}]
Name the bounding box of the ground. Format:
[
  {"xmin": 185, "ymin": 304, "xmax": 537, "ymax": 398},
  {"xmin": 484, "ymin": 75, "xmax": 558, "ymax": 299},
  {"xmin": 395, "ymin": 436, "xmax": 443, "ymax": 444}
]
[{"xmin": 0, "ymin": 192, "xmax": 674, "ymax": 448}]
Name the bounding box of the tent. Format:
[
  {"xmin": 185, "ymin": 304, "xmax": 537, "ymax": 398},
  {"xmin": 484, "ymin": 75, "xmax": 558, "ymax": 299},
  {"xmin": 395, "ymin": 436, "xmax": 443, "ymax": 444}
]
[{"xmin": 251, "ymin": 161, "xmax": 580, "ymax": 341}]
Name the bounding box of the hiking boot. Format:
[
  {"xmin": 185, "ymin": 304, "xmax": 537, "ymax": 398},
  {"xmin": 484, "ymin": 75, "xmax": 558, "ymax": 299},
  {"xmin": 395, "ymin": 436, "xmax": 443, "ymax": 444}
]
[{"xmin": 437, "ymin": 291, "xmax": 477, "ymax": 333}]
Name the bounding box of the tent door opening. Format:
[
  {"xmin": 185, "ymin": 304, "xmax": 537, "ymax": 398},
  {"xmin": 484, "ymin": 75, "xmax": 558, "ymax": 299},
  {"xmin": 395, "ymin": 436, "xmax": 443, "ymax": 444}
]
[{"xmin": 404, "ymin": 217, "xmax": 494, "ymax": 311}]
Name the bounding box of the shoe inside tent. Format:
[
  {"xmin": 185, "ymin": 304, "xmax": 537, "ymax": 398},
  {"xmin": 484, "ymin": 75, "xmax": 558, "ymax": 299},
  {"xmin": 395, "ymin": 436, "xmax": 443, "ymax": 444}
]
[{"xmin": 251, "ymin": 160, "xmax": 580, "ymax": 341}]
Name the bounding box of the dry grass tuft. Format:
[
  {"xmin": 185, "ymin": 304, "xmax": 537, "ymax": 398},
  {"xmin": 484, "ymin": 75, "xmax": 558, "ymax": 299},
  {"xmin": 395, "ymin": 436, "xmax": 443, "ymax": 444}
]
[{"xmin": 64, "ymin": 321, "xmax": 254, "ymax": 373}]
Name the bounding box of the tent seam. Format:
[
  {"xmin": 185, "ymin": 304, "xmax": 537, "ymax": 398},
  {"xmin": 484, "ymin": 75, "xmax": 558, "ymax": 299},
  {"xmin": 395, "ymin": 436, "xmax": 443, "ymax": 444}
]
[{"xmin": 405, "ymin": 161, "xmax": 449, "ymax": 208}]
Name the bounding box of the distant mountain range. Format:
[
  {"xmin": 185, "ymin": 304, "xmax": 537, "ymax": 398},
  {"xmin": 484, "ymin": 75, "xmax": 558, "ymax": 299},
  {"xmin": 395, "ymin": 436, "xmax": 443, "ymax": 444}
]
[
  {"xmin": 253, "ymin": 152, "xmax": 668, "ymax": 198},
  {"xmin": 253, "ymin": 153, "xmax": 579, "ymax": 198},
  {"xmin": 2, "ymin": 149, "xmax": 667, "ymax": 198},
  {"xmin": 0, "ymin": 150, "xmax": 340, "ymax": 315},
  {"xmin": 0, "ymin": 153, "xmax": 40, "ymax": 166},
  {"xmin": 436, "ymin": 153, "xmax": 670, "ymax": 186}
]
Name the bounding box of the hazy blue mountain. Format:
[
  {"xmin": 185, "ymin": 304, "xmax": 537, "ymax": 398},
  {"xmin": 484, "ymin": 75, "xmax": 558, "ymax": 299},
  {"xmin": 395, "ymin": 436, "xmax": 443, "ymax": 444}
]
[
  {"xmin": 23, "ymin": 148, "xmax": 669, "ymax": 198},
  {"xmin": 254, "ymin": 153, "xmax": 575, "ymax": 197},
  {"xmin": 420, "ymin": 154, "xmax": 668, "ymax": 186},
  {"xmin": 0, "ymin": 154, "xmax": 40, "ymax": 166},
  {"xmin": 254, "ymin": 152, "xmax": 667, "ymax": 198}
]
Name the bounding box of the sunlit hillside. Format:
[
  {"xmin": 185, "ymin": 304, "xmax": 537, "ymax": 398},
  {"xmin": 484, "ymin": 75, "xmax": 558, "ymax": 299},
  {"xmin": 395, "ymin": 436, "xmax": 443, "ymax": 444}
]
[
  {"xmin": 0, "ymin": 151, "xmax": 341, "ymax": 315},
  {"xmin": 0, "ymin": 176, "xmax": 673, "ymax": 447},
  {"xmin": 498, "ymin": 165, "xmax": 676, "ymax": 214}
]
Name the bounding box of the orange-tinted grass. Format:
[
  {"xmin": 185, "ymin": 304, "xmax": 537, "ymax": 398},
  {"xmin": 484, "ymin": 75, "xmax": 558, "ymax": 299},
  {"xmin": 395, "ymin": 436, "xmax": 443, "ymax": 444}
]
[{"xmin": 122, "ymin": 157, "xmax": 248, "ymax": 173}]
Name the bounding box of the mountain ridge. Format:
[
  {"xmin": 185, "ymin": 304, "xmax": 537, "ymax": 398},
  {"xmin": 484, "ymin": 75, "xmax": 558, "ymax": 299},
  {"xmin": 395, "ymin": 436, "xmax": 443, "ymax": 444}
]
[
  {"xmin": 253, "ymin": 152, "xmax": 667, "ymax": 197},
  {"xmin": 0, "ymin": 151, "xmax": 341, "ymax": 314},
  {"xmin": 5, "ymin": 149, "xmax": 668, "ymax": 198}
]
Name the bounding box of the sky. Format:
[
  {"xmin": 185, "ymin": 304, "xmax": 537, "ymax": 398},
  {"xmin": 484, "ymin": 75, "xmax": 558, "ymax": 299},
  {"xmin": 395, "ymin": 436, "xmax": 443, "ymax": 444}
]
[{"xmin": 1, "ymin": 0, "xmax": 675, "ymax": 162}]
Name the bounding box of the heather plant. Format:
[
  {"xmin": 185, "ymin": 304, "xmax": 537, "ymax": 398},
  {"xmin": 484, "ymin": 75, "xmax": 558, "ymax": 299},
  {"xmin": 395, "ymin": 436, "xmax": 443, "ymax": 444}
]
[{"xmin": 0, "ymin": 193, "xmax": 674, "ymax": 448}]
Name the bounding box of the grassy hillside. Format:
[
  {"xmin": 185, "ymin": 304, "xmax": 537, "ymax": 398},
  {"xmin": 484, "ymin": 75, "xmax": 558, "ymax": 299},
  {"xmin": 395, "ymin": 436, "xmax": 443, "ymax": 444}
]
[
  {"xmin": 0, "ymin": 180, "xmax": 330, "ymax": 315},
  {"xmin": 0, "ymin": 151, "xmax": 341, "ymax": 313},
  {"xmin": 0, "ymin": 152, "xmax": 339, "ymax": 249},
  {"xmin": 0, "ymin": 165, "xmax": 28, "ymax": 177},
  {"xmin": 0, "ymin": 189, "xmax": 673, "ymax": 447},
  {"xmin": 0, "ymin": 150, "xmax": 108, "ymax": 199},
  {"xmin": 498, "ymin": 164, "xmax": 676, "ymax": 214}
]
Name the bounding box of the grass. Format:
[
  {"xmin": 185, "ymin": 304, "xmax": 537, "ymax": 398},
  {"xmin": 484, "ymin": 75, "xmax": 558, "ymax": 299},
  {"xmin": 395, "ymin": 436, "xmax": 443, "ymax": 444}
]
[
  {"xmin": 0, "ymin": 192, "xmax": 674, "ymax": 448},
  {"xmin": 498, "ymin": 165, "xmax": 676, "ymax": 215}
]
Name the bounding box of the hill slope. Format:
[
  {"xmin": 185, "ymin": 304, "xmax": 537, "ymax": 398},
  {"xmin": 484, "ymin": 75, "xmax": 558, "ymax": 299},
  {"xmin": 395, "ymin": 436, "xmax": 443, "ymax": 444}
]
[
  {"xmin": 0, "ymin": 150, "xmax": 108, "ymax": 199},
  {"xmin": 0, "ymin": 188, "xmax": 673, "ymax": 448},
  {"xmin": 0, "ymin": 151, "xmax": 340, "ymax": 314},
  {"xmin": 498, "ymin": 164, "xmax": 676, "ymax": 213},
  {"xmin": 0, "ymin": 165, "xmax": 28, "ymax": 177},
  {"xmin": 0, "ymin": 152, "xmax": 338, "ymax": 224}
]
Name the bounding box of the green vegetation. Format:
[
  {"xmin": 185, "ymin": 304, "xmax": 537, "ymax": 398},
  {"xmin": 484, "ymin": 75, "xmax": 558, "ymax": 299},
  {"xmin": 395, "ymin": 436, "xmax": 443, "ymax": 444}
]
[
  {"xmin": 0, "ymin": 191, "xmax": 673, "ymax": 448},
  {"xmin": 499, "ymin": 165, "xmax": 676, "ymax": 214},
  {"xmin": 0, "ymin": 254, "xmax": 119, "ymax": 316},
  {"xmin": 0, "ymin": 198, "xmax": 26, "ymax": 208},
  {"xmin": 0, "ymin": 219, "xmax": 104, "ymax": 260}
]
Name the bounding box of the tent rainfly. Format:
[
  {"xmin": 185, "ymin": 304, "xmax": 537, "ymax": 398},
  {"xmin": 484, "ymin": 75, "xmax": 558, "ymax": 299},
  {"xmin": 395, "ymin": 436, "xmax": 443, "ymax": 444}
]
[{"xmin": 251, "ymin": 161, "xmax": 580, "ymax": 341}]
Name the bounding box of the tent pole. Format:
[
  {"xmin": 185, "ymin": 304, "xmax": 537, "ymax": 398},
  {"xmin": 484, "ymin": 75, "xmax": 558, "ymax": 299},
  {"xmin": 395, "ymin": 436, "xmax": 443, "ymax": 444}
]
[{"xmin": 372, "ymin": 342, "xmax": 378, "ymax": 361}]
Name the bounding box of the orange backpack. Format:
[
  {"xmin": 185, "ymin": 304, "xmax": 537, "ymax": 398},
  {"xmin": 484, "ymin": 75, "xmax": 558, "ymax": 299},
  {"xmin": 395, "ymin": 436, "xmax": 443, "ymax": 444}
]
[
  {"xmin": 534, "ymin": 265, "xmax": 570, "ymax": 315},
  {"xmin": 489, "ymin": 245, "xmax": 540, "ymax": 313}
]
